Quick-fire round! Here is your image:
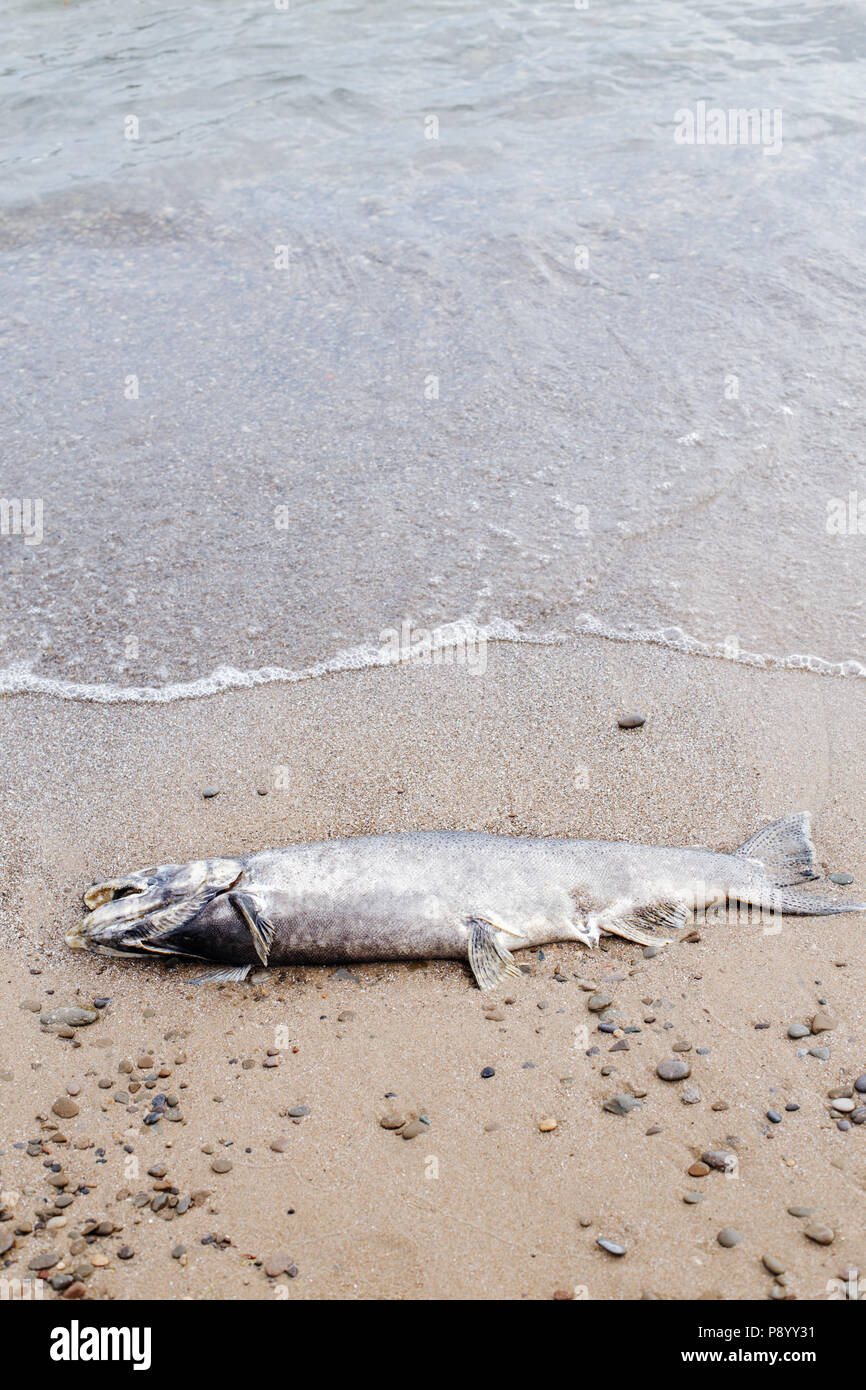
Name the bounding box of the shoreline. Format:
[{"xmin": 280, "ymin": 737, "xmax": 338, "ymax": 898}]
[{"xmin": 1, "ymin": 637, "xmax": 864, "ymax": 1299}]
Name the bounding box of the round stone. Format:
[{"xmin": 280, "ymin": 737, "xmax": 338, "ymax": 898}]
[
  {"xmin": 656, "ymin": 1058, "xmax": 691, "ymax": 1081},
  {"xmin": 717, "ymin": 1228, "xmax": 743, "ymax": 1248},
  {"xmin": 617, "ymin": 715, "xmax": 645, "ymax": 729},
  {"xmin": 51, "ymin": 1098, "xmax": 79, "ymax": 1119}
]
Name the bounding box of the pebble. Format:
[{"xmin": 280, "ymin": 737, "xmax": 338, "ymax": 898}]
[
  {"xmin": 596, "ymin": 1237, "xmax": 626, "ymax": 1255},
  {"xmin": 681, "ymin": 1087, "xmax": 701, "ymax": 1105},
  {"xmin": 210, "ymin": 1158, "xmax": 233, "ymax": 1174},
  {"xmin": 656, "ymin": 1058, "xmax": 690, "ymax": 1081},
  {"xmin": 481, "ymin": 1067, "xmax": 495, "ymax": 1079},
  {"xmin": 28, "ymin": 1251, "xmax": 59, "ymax": 1270},
  {"xmin": 762, "ymin": 1255, "xmax": 786, "ymax": 1276},
  {"xmin": 287, "ymin": 1105, "xmax": 310, "ymax": 1118},
  {"xmin": 538, "ymin": 1117, "xmax": 558, "ymax": 1132},
  {"xmin": 587, "ymin": 994, "xmax": 612, "ymax": 1012},
  {"xmin": 810, "ymin": 1012, "xmax": 836, "ymax": 1033},
  {"xmin": 717, "ymin": 1228, "xmax": 743, "ymax": 1248},
  {"xmin": 42, "ymin": 1006, "xmax": 98, "ymax": 1028},
  {"xmin": 701, "ymin": 1150, "xmax": 735, "ymax": 1172},
  {"xmin": 379, "ymin": 1114, "xmax": 405, "ymax": 1130},
  {"xmin": 804, "ymin": 1224, "xmax": 835, "ymax": 1246},
  {"xmin": 400, "ymin": 1120, "xmax": 425, "ymax": 1139},
  {"xmin": 202, "ymin": 786, "xmax": 220, "ymax": 798},
  {"xmin": 171, "ymin": 1245, "xmax": 186, "ymax": 1260},
  {"xmin": 854, "ymin": 1074, "xmax": 866, "ymax": 1094},
  {"xmin": 263, "ymin": 1252, "xmax": 297, "ymax": 1278},
  {"xmin": 688, "ymin": 1162, "xmax": 710, "ymax": 1178},
  {"xmin": 787, "ymin": 1024, "xmax": 810, "ymax": 1039},
  {"xmin": 809, "ymin": 1046, "xmax": 831, "ymax": 1060},
  {"xmin": 51, "ymin": 1098, "xmax": 79, "ymax": 1119},
  {"xmin": 683, "ymin": 1192, "xmax": 705, "ymax": 1204},
  {"xmin": 852, "ymin": 1108, "xmax": 866, "ymax": 1125},
  {"xmin": 337, "ymin": 1010, "xmax": 356, "ymax": 1022},
  {"xmin": 766, "ymin": 1110, "xmax": 782, "ymax": 1124},
  {"xmin": 829, "ymin": 872, "xmax": 854, "ymax": 885},
  {"xmin": 829, "ymin": 1098, "xmax": 855, "ymax": 1113},
  {"xmin": 117, "ymin": 1246, "xmax": 134, "ymax": 1260},
  {"xmin": 617, "ymin": 715, "xmax": 645, "ymax": 729},
  {"xmin": 787, "ymin": 1205, "xmax": 814, "ymax": 1218},
  {"xmin": 602, "ymin": 1094, "xmax": 642, "ymax": 1116},
  {"xmin": 672, "ymin": 1040, "xmax": 692, "ymax": 1053},
  {"xmin": 642, "ymin": 945, "xmax": 660, "ymax": 959}
]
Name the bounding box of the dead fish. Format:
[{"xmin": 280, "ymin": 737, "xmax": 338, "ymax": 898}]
[{"xmin": 66, "ymin": 813, "xmax": 864, "ymax": 989}]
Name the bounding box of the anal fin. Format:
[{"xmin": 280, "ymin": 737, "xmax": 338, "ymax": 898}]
[
  {"xmin": 599, "ymin": 900, "xmax": 687, "ymax": 947},
  {"xmin": 192, "ymin": 964, "xmax": 253, "ymax": 985},
  {"xmin": 230, "ymin": 891, "xmax": 276, "ymax": 966},
  {"xmin": 468, "ymin": 917, "xmax": 523, "ymax": 991}
]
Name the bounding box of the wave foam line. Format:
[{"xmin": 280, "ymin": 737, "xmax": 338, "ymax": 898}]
[
  {"xmin": 570, "ymin": 613, "xmax": 866, "ymax": 679},
  {"xmin": 0, "ymin": 618, "xmax": 556, "ymax": 704},
  {"xmin": 0, "ymin": 613, "xmax": 863, "ymax": 704}
]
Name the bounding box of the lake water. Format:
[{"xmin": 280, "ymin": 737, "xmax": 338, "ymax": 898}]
[{"xmin": 2, "ymin": 0, "xmax": 865, "ymax": 697}]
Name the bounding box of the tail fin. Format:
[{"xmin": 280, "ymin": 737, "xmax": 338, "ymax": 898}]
[
  {"xmin": 734, "ymin": 812, "xmax": 818, "ymax": 886},
  {"xmin": 737, "ymin": 812, "xmax": 866, "ymax": 915}
]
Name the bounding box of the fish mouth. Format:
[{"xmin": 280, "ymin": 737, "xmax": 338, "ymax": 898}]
[
  {"xmin": 70, "ymin": 874, "xmax": 166, "ymax": 955},
  {"xmin": 69, "ymin": 858, "xmax": 245, "ymax": 959}
]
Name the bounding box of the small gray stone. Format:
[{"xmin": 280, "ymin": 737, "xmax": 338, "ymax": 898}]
[
  {"xmin": 42, "ymin": 1006, "xmax": 99, "ymax": 1028},
  {"xmin": 201, "ymin": 786, "xmax": 220, "ymax": 799},
  {"xmin": 602, "ymin": 1094, "xmax": 643, "ymax": 1116},
  {"xmin": 717, "ymin": 1228, "xmax": 743, "ymax": 1248},
  {"xmin": 701, "ymin": 1149, "xmax": 736, "ymax": 1172},
  {"xmin": 617, "ymin": 715, "xmax": 645, "ymax": 729},
  {"xmin": 596, "ymin": 1237, "xmax": 626, "ymax": 1255},
  {"xmin": 804, "ymin": 1224, "xmax": 834, "ymax": 1246},
  {"xmin": 763, "ymin": 1254, "xmax": 786, "ymax": 1276},
  {"xmin": 829, "ymin": 872, "xmax": 854, "ymax": 885},
  {"xmin": 787, "ymin": 1023, "xmax": 810, "ymax": 1039},
  {"xmin": 808, "ymin": 1046, "xmax": 831, "ymax": 1060},
  {"xmin": 587, "ymin": 994, "xmax": 612, "ymax": 1012},
  {"xmin": 656, "ymin": 1058, "xmax": 691, "ymax": 1081}
]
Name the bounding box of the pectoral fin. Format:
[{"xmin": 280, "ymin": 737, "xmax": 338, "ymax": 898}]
[
  {"xmin": 467, "ymin": 917, "xmax": 523, "ymax": 991},
  {"xmin": 230, "ymin": 891, "xmax": 276, "ymax": 967}
]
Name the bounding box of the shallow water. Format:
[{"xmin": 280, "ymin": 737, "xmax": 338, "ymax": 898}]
[{"xmin": 2, "ymin": 0, "xmax": 866, "ymax": 694}]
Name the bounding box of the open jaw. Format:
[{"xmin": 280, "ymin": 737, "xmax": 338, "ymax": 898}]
[{"xmin": 67, "ymin": 857, "xmax": 246, "ymax": 959}]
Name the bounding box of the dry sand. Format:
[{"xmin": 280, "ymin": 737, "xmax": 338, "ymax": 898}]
[{"xmin": 1, "ymin": 636, "xmax": 864, "ymax": 1300}]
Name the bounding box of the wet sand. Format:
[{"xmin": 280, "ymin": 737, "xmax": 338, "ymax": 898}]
[{"xmin": 1, "ymin": 636, "xmax": 864, "ymax": 1300}]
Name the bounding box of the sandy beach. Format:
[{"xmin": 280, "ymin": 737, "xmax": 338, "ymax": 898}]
[{"xmin": 1, "ymin": 636, "xmax": 864, "ymax": 1300}]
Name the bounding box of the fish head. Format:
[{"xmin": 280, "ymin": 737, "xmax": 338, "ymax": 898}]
[{"xmin": 68, "ymin": 858, "xmax": 244, "ymax": 958}]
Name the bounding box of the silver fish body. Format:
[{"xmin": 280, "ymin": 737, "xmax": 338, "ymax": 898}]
[{"xmin": 68, "ymin": 814, "xmax": 865, "ymax": 989}]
